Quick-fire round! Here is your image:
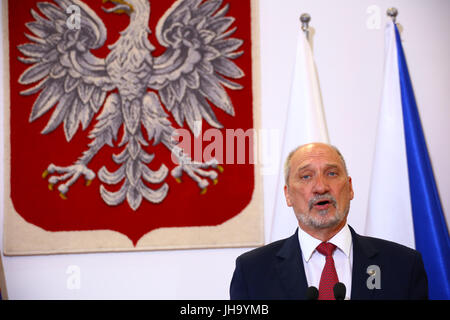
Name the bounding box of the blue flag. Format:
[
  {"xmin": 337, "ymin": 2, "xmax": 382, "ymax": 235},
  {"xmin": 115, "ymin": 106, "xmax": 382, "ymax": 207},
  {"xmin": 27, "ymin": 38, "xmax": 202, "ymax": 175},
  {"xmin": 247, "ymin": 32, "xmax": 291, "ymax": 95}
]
[{"xmin": 394, "ymin": 24, "xmax": 450, "ymax": 300}]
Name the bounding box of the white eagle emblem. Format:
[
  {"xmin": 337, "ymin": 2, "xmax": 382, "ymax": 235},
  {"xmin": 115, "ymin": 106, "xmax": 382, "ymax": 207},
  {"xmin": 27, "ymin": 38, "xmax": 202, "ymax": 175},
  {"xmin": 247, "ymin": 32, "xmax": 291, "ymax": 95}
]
[{"xmin": 18, "ymin": 0, "xmax": 244, "ymax": 210}]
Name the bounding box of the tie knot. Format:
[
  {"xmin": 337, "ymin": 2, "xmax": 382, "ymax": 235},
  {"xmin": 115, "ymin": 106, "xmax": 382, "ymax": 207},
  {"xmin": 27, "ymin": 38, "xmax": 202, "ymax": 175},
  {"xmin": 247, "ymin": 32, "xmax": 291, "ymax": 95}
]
[{"xmin": 316, "ymin": 242, "xmax": 337, "ymax": 257}]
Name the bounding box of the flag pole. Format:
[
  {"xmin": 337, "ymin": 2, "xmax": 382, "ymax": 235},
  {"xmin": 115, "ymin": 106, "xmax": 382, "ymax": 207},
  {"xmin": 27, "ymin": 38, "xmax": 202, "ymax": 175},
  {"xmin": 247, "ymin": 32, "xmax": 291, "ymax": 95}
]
[
  {"xmin": 387, "ymin": 7, "xmax": 398, "ymax": 22},
  {"xmin": 300, "ymin": 13, "xmax": 311, "ymax": 42}
]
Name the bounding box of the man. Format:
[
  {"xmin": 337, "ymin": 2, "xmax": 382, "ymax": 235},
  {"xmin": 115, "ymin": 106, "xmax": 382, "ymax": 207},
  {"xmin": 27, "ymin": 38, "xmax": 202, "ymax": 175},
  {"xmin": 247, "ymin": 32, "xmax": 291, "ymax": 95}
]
[{"xmin": 230, "ymin": 143, "xmax": 428, "ymax": 300}]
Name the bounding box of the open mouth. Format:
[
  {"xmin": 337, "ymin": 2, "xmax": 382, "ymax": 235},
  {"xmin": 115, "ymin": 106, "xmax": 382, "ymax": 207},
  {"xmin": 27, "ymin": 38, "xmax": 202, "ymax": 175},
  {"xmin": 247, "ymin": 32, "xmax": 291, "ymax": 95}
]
[
  {"xmin": 315, "ymin": 200, "xmax": 331, "ymax": 206},
  {"xmin": 314, "ymin": 200, "xmax": 331, "ymax": 210},
  {"xmin": 309, "ymin": 195, "xmax": 336, "ymax": 210}
]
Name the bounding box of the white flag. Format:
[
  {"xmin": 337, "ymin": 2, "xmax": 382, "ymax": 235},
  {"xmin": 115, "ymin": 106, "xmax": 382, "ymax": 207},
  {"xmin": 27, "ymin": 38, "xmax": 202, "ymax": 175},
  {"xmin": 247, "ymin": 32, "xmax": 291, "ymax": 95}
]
[
  {"xmin": 364, "ymin": 22, "xmax": 415, "ymax": 249},
  {"xmin": 270, "ymin": 29, "xmax": 329, "ymax": 242}
]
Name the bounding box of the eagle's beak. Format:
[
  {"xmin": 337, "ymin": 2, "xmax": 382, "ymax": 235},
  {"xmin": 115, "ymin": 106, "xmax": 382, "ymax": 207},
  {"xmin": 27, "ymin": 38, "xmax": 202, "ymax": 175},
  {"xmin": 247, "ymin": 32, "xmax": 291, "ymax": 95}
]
[{"xmin": 102, "ymin": 0, "xmax": 134, "ymax": 15}]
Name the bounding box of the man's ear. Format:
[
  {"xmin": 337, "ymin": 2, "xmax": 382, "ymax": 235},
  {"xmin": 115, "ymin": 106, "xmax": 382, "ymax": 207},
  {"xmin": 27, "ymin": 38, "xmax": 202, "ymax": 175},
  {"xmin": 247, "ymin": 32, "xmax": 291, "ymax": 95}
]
[
  {"xmin": 284, "ymin": 185, "xmax": 292, "ymax": 207},
  {"xmin": 348, "ymin": 176, "xmax": 354, "ymax": 200}
]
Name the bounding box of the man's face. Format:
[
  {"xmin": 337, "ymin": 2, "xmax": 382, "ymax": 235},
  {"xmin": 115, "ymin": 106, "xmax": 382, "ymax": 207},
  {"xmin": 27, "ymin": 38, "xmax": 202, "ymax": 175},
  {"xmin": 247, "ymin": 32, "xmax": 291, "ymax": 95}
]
[{"xmin": 284, "ymin": 144, "xmax": 354, "ymax": 231}]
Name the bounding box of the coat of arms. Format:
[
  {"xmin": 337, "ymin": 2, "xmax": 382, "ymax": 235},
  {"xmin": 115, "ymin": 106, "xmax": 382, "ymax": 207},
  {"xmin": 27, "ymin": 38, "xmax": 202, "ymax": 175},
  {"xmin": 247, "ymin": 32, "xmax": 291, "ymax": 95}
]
[{"xmin": 4, "ymin": 0, "xmax": 262, "ymax": 254}]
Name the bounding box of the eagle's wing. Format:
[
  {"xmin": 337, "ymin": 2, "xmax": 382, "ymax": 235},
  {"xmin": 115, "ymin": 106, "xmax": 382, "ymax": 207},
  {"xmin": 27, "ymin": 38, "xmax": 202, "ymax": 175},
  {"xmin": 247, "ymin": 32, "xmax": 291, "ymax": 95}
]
[
  {"xmin": 18, "ymin": 0, "xmax": 114, "ymax": 142},
  {"xmin": 148, "ymin": 0, "xmax": 244, "ymax": 135}
]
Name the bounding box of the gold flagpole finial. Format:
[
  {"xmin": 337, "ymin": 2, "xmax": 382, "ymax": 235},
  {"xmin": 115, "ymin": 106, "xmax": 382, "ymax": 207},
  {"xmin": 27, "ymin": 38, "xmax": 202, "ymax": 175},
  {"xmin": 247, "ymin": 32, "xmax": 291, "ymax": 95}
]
[{"xmin": 387, "ymin": 7, "xmax": 398, "ymax": 23}]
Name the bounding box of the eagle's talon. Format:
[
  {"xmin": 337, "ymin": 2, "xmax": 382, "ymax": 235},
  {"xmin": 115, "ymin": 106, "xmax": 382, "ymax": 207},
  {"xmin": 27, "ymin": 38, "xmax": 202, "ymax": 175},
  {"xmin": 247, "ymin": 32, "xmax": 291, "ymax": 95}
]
[
  {"xmin": 43, "ymin": 163, "xmax": 95, "ymax": 199},
  {"xmin": 200, "ymin": 188, "xmax": 207, "ymax": 195},
  {"xmin": 170, "ymin": 156, "xmax": 222, "ymax": 191}
]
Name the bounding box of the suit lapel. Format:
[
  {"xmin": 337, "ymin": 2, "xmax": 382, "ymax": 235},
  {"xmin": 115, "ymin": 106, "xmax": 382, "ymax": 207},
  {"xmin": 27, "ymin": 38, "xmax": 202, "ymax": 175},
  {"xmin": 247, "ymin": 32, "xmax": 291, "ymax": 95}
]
[
  {"xmin": 274, "ymin": 227, "xmax": 381, "ymax": 300},
  {"xmin": 275, "ymin": 229, "xmax": 308, "ymax": 299},
  {"xmin": 349, "ymin": 226, "xmax": 379, "ymax": 300}
]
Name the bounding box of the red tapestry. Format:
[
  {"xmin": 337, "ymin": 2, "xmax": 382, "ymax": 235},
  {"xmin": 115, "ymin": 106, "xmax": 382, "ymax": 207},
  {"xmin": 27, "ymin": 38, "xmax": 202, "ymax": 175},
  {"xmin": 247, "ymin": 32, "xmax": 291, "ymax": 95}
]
[{"xmin": 4, "ymin": 0, "xmax": 262, "ymax": 254}]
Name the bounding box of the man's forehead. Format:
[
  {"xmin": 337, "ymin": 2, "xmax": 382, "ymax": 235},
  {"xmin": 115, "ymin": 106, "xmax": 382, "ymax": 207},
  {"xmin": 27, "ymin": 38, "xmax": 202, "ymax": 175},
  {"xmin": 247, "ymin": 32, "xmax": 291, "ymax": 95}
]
[
  {"xmin": 292, "ymin": 144, "xmax": 344, "ymax": 168},
  {"xmin": 296, "ymin": 144, "xmax": 340, "ymax": 159}
]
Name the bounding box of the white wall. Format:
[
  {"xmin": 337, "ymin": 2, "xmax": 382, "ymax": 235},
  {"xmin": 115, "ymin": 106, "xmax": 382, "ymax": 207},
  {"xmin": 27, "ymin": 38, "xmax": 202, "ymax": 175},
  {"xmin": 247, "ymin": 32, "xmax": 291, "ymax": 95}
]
[{"xmin": 1, "ymin": 0, "xmax": 449, "ymax": 299}]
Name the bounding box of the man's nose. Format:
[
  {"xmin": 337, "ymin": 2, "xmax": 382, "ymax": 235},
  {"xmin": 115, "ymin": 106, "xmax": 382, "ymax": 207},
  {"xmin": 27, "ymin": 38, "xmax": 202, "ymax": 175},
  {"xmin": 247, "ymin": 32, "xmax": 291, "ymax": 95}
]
[{"xmin": 312, "ymin": 174, "xmax": 329, "ymax": 194}]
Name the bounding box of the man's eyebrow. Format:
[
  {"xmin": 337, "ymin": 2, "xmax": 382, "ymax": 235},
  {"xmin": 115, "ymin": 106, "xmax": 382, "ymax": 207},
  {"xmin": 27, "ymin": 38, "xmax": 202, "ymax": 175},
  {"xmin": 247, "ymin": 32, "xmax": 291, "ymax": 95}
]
[
  {"xmin": 296, "ymin": 163, "xmax": 341, "ymax": 172},
  {"xmin": 296, "ymin": 164, "xmax": 313, "ymax": 172}
]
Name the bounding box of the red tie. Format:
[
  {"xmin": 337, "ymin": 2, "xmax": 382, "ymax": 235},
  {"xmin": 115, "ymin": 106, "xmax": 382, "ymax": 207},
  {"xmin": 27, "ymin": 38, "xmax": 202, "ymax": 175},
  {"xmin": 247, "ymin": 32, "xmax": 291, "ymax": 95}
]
[{"xmin": 316, "ymin": 242, "xmax": 338, "ymax": 300}]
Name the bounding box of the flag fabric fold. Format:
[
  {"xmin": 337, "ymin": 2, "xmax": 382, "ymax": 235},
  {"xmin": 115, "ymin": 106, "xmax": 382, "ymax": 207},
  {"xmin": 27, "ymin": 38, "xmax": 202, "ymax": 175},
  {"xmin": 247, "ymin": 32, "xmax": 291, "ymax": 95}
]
[
  {"xmin": 270, "ymin": 28, "xmax": 329, "ymax": 242},
  {"xmin": 366, "ymin": 21, "xmax": 450, "ymax": 300}
]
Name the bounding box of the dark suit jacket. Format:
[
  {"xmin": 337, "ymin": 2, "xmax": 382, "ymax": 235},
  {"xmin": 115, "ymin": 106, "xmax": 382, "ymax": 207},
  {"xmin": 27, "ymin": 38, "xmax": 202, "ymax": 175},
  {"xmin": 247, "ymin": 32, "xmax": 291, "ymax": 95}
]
[{"xmin": 230, "ymin": 226, "xmax": 428, "ymax": 300}]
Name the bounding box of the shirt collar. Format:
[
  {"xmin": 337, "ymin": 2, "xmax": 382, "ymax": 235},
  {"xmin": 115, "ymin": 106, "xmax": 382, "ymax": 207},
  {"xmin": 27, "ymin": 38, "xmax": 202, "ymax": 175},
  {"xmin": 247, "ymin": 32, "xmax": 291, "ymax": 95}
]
[{"xmin": 297, "ymin": 224, "xmax": 352, "ymax": 261}]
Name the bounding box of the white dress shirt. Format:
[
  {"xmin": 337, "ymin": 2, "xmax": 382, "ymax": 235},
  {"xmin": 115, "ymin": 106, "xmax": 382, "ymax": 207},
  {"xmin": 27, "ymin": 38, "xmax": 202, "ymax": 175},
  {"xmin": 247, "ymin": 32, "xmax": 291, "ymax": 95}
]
[{"xmin": 297, "ymin": 224, "xmax": 353, "ymax": 299}]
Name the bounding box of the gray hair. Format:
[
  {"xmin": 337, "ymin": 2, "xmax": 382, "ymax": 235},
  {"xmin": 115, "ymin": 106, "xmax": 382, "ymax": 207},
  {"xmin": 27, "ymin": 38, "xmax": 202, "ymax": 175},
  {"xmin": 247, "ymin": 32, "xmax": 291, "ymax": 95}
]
[{"xmin": 284, "ymin": 143, "xmax": 348, "ymax": 186}]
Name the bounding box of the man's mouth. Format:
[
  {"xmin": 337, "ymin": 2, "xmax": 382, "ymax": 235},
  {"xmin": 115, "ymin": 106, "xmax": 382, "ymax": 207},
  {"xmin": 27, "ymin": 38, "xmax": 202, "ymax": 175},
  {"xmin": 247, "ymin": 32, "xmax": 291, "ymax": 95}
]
[
  {"xmin": 309, "ymin": 195, "xmax": 336, "ymax": 211},
  {"xmin": 313, "ymin": 199, "xmax": 331, "ymax": 210}
]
